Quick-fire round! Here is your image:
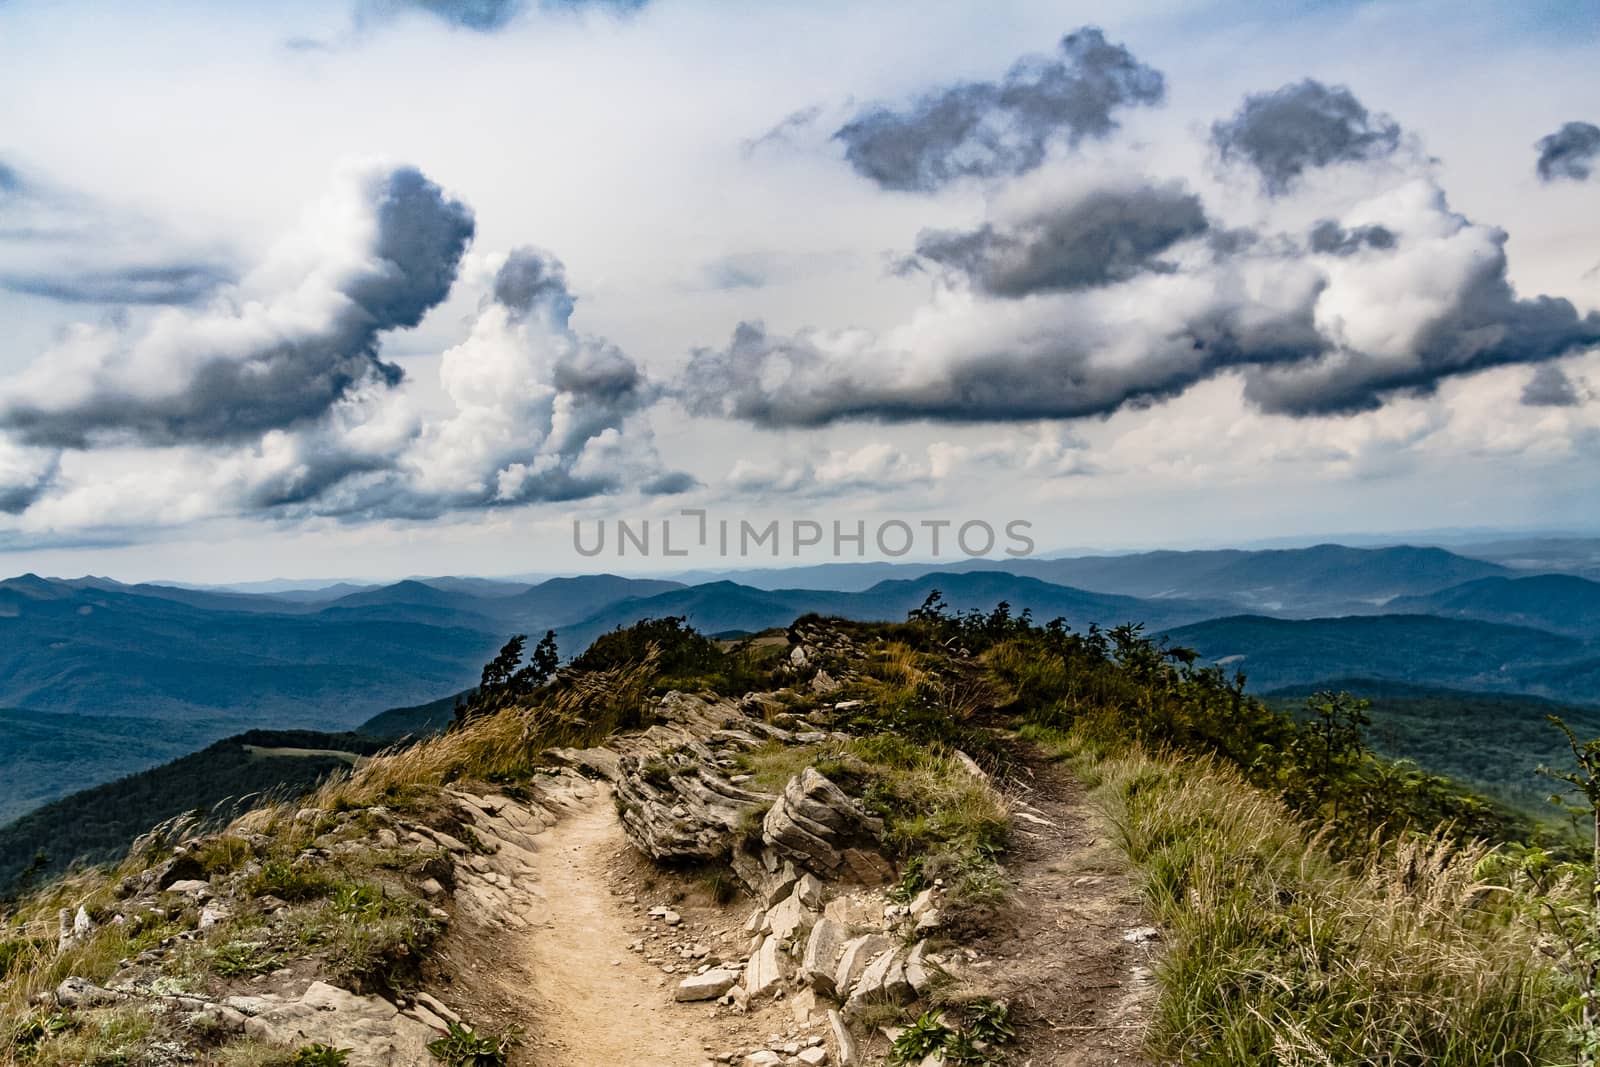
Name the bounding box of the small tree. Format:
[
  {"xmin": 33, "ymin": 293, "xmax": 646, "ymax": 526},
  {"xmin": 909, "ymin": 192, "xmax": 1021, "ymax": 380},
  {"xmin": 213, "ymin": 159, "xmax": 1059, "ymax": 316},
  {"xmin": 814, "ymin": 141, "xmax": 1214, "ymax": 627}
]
[{"xmin": 455, "ymin": 631, "xmax": 560, "ymax": 725}]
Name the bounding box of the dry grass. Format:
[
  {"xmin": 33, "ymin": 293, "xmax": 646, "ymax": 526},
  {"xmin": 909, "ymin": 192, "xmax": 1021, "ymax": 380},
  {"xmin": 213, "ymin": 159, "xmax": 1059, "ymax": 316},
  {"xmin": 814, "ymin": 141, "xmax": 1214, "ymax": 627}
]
[{"xmin": 1043, "ymin": 729, "xmax": 1570, "ymax": 1065}]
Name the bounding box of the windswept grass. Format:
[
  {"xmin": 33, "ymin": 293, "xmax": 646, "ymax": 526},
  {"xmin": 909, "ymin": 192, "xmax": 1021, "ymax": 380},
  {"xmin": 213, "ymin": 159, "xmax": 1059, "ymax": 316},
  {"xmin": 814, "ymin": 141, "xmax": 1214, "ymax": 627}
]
[{"xmin": 1035, "ymin": 727, "xmax": 1569, "ymax": 1065}]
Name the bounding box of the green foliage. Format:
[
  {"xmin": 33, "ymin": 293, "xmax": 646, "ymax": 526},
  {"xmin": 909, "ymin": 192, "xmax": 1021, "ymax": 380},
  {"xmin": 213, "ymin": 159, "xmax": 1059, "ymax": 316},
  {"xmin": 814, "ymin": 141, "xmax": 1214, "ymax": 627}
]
[
  {"xmin": 887, "ymin": 1003, "xmax": 1015, "ymax": 1066},
  {"xmin": 965, "ymin": 999, "xmax": 1016, "ymax": 1046},
  {"xmin": 10, "ymin": 1010, "xmax": 72, "ymax": 1054},
  {"xmin": 210, "ymin": 939, "xmax": 288, "ymax": 978},
  {"xmin": 426, "ymin": 1021, "xmax": 520, "ymax": 1067},
  {"xmin": 291, "ymin": 1044, "xmax": 350, "ymax": 1067},
  {"xmin": 243, "ymin": 860, "xmax": 336, "ymax": 902},
  {"xmin": 889, "ymin": 1012, "xmax": 954, "ymax": 1064}
]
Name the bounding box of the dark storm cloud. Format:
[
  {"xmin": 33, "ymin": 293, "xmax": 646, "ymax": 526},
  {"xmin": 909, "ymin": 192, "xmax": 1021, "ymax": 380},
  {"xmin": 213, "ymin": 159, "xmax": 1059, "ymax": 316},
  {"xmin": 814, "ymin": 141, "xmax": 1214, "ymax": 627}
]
[
  {"xmin": 833, "ymin": 27, "xmax": 1165, "ymax": 192},
  {"xmin": 1212, "ymin": 79, "xmax": 1402, "ymax": 195},
  {"xmin": 680, "ymin": 183, "xmax": 1600, "ymax": 427},
  {"xmin": 0, "ymin": 263, "xmax": 234, "ymax": 305},
  {"xmin": 912, "ymin": 182, "xmax": 1208, "ymax": 296},
  {"xmin": 1521, "ymin": 364, "xmax": 1581, "ymax": 407},
  {"xmin": 1308, "ymin": 219, "xmax": 1396, "ymax": 255},
  {"xmin": 493, "ymin": 247, "xmax": 575, "ymax": 324},
  {"xmin": 0, "ymin": 166, "xmax": 475, "ymax": 449},
  {"xmin": 1536, "ymin": 121, "xmax": 1600, "ymax": 182}
]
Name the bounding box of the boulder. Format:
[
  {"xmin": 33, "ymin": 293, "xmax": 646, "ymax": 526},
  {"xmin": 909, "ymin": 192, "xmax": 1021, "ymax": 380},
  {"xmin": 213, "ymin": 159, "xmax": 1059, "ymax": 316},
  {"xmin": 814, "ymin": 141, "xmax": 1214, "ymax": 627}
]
[
  {"xmin": 833, "ymin": 933, "xmax": 892, "ymax": 1000},
  {"xmin": 675, "ymin": 969, "xmax": 742, "ymax": 1002},
  {"xmin": 243, "ymin": 982, "xmax": 436, "ymax": 1067},
  {"xmin": 761, "ymin": 769, "xmax": 884, "ymax": 878},
  {"xmin": 800, "ymin": 918, "xmax": 849, "ymax": 996},
  {"xmin": 766, "ymin": 888, "xmax": 818, "ymax": 944},
  {"xmin": 744, "ymin": 935, "xmax": 788, "ymax": 999}
]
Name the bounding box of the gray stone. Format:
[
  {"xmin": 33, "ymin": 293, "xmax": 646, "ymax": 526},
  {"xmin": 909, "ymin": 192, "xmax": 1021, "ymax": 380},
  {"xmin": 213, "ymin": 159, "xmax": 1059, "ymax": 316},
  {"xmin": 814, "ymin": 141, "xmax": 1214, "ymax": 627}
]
[
  {"xmin": 676, "ymin": 968, "xmax": 742, "ymax": 1002},
  {"xmin": 833, "ymin": 934, "xmax": 892, "ymax": 1000},
  {"xmin": 743, "ymin": 935, "xmax": 788, "ymax": 999},
  {"xmin": 800, "ymin": 918, "xmax": 849, "ymax": 995},
  {"xmin": 904, "ymin": 941, "xmax": 934, "ymax": 995},
  {"xmin": 766, "ymin": 888, "xmax": 817, "ymax": 944},
  {"xmin": 828, "ymin": 1009, "xmax": 858, "ymax": 1067},
  {"xmin": 241, "ymin": 981, "xmax": 436, "ymax": 1067}
]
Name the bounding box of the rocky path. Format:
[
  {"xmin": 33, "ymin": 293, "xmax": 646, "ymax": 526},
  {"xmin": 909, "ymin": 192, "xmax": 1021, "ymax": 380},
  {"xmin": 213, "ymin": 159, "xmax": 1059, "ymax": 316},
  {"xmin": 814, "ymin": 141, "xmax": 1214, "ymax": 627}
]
[{"xmin": 514, "ymin": 792, "xmax": 725, "ymax": 1067}]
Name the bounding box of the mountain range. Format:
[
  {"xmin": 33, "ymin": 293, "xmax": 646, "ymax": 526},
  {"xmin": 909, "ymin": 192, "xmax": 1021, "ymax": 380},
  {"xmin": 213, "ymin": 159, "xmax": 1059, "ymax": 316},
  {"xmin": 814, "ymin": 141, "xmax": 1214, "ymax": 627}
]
[{"xmin": 3, "ymin": 541, "xmax": 1598, "ymax": 826}]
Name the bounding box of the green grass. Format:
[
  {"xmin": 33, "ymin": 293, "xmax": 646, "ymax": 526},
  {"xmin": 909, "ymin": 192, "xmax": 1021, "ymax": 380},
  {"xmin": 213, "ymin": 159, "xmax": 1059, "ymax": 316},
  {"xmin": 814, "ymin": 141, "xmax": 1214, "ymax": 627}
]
[{"xmin": 1037, "ymin": 726, "xmax": 1571, "ymax": 1065}]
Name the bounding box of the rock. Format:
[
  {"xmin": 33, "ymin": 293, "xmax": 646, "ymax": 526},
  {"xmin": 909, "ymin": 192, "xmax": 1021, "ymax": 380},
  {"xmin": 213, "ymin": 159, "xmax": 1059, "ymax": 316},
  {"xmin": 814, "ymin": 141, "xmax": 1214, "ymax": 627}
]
[
  {"xmin": 143, "ymin": 853, "xmax": 206, "ymax": 892},
  {"xmin": 823, "ymin": 895, "xmax": 882, "ymax": 929},
  {"xmin": 811, "ymin": 670, "xmax": 841, "ymax": 695},
  {"xmin": 790, "ymin": 645, "xmax": 810, "ymax": 668},
  {"xmin": 242, "ymin": 981, "xmax": 437, "ymax": 1067},
  {"xmin": 904, "ymin": 941, "xmax": 934, "ymax": 995},
  {"xmin": 800, "ymin": 918, "xmax": 849, "ymax": 995},
  {"xmin": 914, "ymin": 908, "xmax": 942, "ymax": 935},
  {"xmin": 1124, "ymin": 925, "xmax": 1161, "ymax": 944},
  {"xmin": 414, "ymin": 992, "xmax": 460, "ymax": 1024},
  {"xmin": 743, "ymin": 935, "xmax": 788, "ymax": 999},
  {"xmin": 795, "ymin": 872, "xmax": 825, "ymax": 910},
  {"xmin": 56, "ymin": 977, "xmax": 125, "ymax": 1008},
  {"xmin": 766, "ymin": 888, "xmax": 818, "ymax": 944},
  {"xmin": 908, "ymin": 888, "xmax": 937, "ymax": 917},
  {"xmin": 762, "ymin": 769, "xmax": 884, "ymax": 878},
  {"xmin": 199, "ymin": 903, "xmax": 232, "ymax": 930},
  {"xmin": 828, "ymin": 1009, "xmax": 858, "ymax": 1067},
  {"xmin": 798, "ymin": 1047, "xmax": 830, "ymax": 1066},
  {"xmin": 676, "ymin": 969, "xmax": 742, "ymax": 1002},
  {"xmin": 222, "ymin": 995, "xmax": 272, "ymax": 1017},
  {"xmin": 418, "ymin": 878, "xmax": 445, "ymax": 898},
  {"xmin": 791, "ymin": 987, "xmax": 822, "ymax": 1026},
  {"xmin": 833, "ymin": 934, "xmax": 892, "ymax": 1000},
  {"xmin": 843, "ymin": 947, "xmax": 913, "ymax": 1016}
]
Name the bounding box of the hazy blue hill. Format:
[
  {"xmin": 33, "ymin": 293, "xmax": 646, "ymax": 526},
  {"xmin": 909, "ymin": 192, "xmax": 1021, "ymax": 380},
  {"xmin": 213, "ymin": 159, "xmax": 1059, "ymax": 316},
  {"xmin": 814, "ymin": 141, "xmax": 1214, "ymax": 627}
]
[
  {"xmin": 500, "ymin": 574, "xmax": 687, "ymax": 626},
  {"xmin": 1165, "ymin": 614, "xmax": 1593, "ymax": 703},
  {"xmin": 1266, "ymin": 679, "xmax": 1600, "ymax": 819},
  {"xmin": 695, "ymin": 545, "xmax": 1513, "ymax": 616},
  {"xmin": 357, "ymin": 691, "xmax": 464, "ymax": 739},
  {"xmin": 321, "ymin": 579, "xmax": 481, "ymax": 611},
  {"xmin": 0, "ymin": 576, "xmax": 503, "ymax": 722},
  {"xmin": 0, "ymin": 708, "xmax": 230, "ymax": 825},
  {"xmin": 1385, "ymin": 574, "xmax": 1600, "ymax": 637},
  {"xmin": 559, "ymin": 570, "xmax": 1226, "ymax": 652},
  {"xmin": 59, "ymin": 576, "xmax": 317, "ymax": 615},
  {"xmin": 0, "ymin": 729, "xmax": 392, "ymax": 890}
]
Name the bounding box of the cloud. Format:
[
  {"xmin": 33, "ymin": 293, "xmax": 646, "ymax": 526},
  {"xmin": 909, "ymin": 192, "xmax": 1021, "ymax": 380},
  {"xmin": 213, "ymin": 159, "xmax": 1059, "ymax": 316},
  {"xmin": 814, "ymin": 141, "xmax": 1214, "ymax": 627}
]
[
  {"xmin": 0, "ymin": 157, "xmax": 235, "ymax": 306},
  {"xmin": 680, "ymin": 177, "xmax": 1600, "ymax": 426},
  {"xmin": 356, "ymin": 0, "xmax": 645, "ymax": 33},
  {"xmin": 1522, "ymin": 363, "xmax": 1582, "ymax": 407},
  {"xmin": 1211, "ymin": 79, "xmax": 1402, "ymax": 195},
  {"xmin": 833, "ymin": 27, "xmax": 1164, "ymax": 192},
  {"xmin": 1536, "ymin": 120, "xmax": 1600, "ymax": 182},
  {"xmin": 0, "ymin": 162, "xmax": 475, "ymax": 449},
  {"xmin": 909, "ymin": 180, "xmax": 1208, "ymax": 296},
  {"xmin": 742, "ymin": 106, "xmax": 824, "ymax": 157},
  {"xmin": 0, "ymin": 439, "xmax": 57, "ymax": 515},
  {"xmin": 372, "ymin": 246, "xmax": 680, "ymax": 516},
  {"xmin": 1308, "ymin": 219, "xmax": 1396, "ymax": 256}
]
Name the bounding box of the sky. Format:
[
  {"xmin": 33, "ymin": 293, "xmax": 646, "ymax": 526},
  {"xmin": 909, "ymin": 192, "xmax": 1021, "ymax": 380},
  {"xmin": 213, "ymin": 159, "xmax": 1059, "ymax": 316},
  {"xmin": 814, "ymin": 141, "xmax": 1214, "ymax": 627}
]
[{"xmin": 0, "ymin": 0, "xmax": 1597, "ymax": 582}]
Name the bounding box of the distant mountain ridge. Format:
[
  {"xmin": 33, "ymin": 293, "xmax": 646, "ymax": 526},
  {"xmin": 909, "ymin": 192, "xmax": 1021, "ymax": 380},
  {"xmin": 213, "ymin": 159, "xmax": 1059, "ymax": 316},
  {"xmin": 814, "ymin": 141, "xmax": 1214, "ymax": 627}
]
[{"xmin": 4, "ymin": 540, "xmax": 1599, "ymax": 826}]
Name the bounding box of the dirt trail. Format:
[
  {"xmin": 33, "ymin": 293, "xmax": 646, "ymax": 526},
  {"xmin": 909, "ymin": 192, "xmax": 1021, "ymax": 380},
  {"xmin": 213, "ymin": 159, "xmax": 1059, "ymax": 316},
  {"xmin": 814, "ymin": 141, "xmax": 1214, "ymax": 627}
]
[
  {"xmin": 511, "ymin": 792, "xmax": 722, "ymax": 1067},
  {"xmin": 970, "ymin": 742, "xmax": 1156, "ymax": 1066}
]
